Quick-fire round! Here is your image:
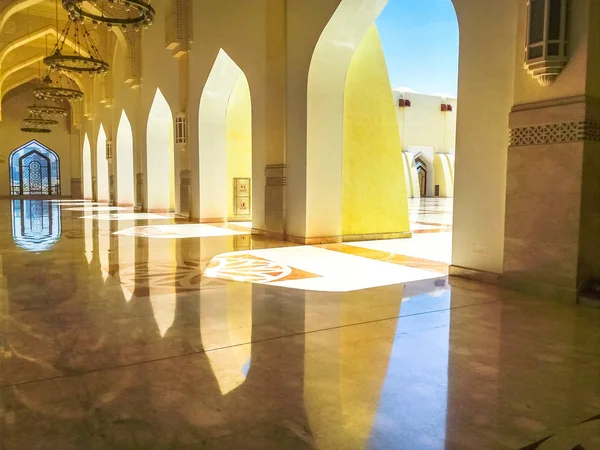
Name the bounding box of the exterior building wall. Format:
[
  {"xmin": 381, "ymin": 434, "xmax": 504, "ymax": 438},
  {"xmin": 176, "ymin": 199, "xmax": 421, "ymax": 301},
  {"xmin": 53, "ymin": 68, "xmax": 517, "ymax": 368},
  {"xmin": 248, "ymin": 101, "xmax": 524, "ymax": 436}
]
[{"xmin": 393, "ymin": 91, "xmax": 457, "ymax": 198}]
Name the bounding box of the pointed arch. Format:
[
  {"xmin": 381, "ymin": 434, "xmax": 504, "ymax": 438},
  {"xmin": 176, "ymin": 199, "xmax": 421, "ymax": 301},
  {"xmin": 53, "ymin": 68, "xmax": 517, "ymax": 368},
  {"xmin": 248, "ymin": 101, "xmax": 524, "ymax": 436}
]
[
  {"xmin": 0, "ymin": 54, "xmax": 45, "ymax": 87},
  {"xmin": 0, "ymin": 25, "xmax": 90, "ymax": 68},
  {"xmin": 146, "ymin": 88, "xmax": 174, "ymax": 212},
  {"xmin": 2, "ymin": 72, "xmax": 37, "ymax": 97},
  {"xmin": 304, "ymin": 0, "xmax": 389, "ymax": 239},
  {"xmin": 96, "ymin": 125, "xmax": 109, "ymax": 202},
  {"xmin": 82, "ymin": 134, "xmax": 93, "ymax": 199},
  {"xmin": 116, "ymin": 110, "xmax": 134, "ymax": 205},
  {"xmin": 0, "ymin": 0, "xmax": 126, "ymax": 43},
  {"xmin": 9, "ymin": 140, "xmax": 60, "ymax": 196},
  {"xmin": 198, "ymin": 49, "xmax": 252, "ymax": 222}
]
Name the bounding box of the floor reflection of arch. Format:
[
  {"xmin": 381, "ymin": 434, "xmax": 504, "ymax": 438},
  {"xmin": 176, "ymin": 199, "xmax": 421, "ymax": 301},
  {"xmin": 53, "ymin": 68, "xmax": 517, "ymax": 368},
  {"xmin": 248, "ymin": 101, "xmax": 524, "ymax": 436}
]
[
  {"xmin": 304, "ymin": 291, "xmax": 400, "ymax": 450},
  {"xmin": 9, "ymin": 141, "xmax": 60, "ymax": 196},
  {"xmin": 96, "ymin": 125, "xmax": 110, "ymax": 203},
  {"xmin": 11, "ymin": 199, "xmax": 61, "ymax": 251}
]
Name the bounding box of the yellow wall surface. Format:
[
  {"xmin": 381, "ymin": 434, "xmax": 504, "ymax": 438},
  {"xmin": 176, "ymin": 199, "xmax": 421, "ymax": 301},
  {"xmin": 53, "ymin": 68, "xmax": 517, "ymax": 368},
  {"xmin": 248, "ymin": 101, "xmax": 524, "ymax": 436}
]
[
  {"xmin": 341, "ymin": 25, "xmax": 410, "ymax": 236},
  {"xmin": 226, "ymin": 74, "xmax": 252, "ymax": 219}
]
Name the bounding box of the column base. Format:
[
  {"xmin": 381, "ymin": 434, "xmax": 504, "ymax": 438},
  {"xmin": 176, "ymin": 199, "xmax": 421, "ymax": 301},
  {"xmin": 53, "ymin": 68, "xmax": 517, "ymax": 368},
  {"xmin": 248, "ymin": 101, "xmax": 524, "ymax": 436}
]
[
  {"xmin": 197, "ymin": 217, "xmax": 227, "ymax": 224},
  {"xmin": 251, "ymin": 229, "xmax": 411, "ymax": 244},
  {"xmin": 501, "ymin": 275, "xmax": 577, "ymax": 302},
  {"xmin": 449, "ymin": 265, "xmax": 501, "ymax": 285},
  {"xmin": 450, "ymin": 264, "xmax": 579, "ymax": 301}
]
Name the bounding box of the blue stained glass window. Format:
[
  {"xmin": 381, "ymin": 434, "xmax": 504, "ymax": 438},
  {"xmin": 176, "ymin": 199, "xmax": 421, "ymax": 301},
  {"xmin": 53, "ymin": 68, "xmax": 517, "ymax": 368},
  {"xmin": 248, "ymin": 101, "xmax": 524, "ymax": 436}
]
[{"xmin": 9, "ymin": 140, "xmax": 61, "ymax": 196}]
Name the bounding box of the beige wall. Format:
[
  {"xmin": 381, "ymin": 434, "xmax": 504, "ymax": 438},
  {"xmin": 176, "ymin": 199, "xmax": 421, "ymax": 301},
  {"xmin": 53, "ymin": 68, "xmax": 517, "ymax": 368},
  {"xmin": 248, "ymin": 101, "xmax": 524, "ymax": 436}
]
[
  {"xmin": 393, "ymin": 91, "xmax": 457, "ymax": 154},
  {"xmin": 451, "ymin": 0, "xmax": 518, "ymax": 274},
  {"xmin": 0, "ymin": 83, "xmax": 76, "ymax": 197}
]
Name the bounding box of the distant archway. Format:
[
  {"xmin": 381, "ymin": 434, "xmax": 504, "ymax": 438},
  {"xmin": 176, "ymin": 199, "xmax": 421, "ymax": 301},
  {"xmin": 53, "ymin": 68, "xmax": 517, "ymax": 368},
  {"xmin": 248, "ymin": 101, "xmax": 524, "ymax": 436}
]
[
  {"xmin": 96, "ymin": 125, "xmax": 109, "ymax": 202},
  {"xmin": 116, "ymin": 111, "xmax": 134, "ymax": 206},
  {"xmin": 198, "ymin": 49, "xmax": 252, "ymax": 222},
  {"xmin": 82, "ymin": 134, "xmax": 92, "ymax": 199},
  {"xmin": 146, "ymin": 88, "xmax": 175, "ymax": 212},
  {"xmin": 415, "ymin": 156, "xmax": 427, "ymax": 197},
  {"xmin": 9, "ymin": 140, "xmax": 60, "ymax": 196}
]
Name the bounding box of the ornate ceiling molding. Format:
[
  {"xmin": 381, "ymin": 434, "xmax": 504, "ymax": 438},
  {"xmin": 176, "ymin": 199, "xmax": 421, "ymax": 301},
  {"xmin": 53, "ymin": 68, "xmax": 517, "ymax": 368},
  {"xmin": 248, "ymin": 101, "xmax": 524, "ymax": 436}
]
[
  {"xmin": 0, "ymin": 53, "xmax": 44, "ymax": 88},
  {"xmin": 0, "ymin": 0, "xmax": 44, "ymax": 36},
  {"xmin": 0, "ymin": 25, "xmax": 90, "ymax": 68}
]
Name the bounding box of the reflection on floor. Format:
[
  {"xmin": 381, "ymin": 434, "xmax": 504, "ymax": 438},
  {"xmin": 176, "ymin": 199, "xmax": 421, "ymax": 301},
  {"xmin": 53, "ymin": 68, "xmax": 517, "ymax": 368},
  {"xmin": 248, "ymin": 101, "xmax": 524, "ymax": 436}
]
[
  {"xmin": 1, "ymin": 197, "xmax": 599, "ymax": 450},
  {"xmin": 115, "ymin": 223, "xmax": 250, "ymax": 239},
  {"xmin": 66, "ymin": 206, "xmax": 132, "ymax": 212},
  {"xmin": 81, "ymin": 212, "xmax": 174, "ymax": 221}
]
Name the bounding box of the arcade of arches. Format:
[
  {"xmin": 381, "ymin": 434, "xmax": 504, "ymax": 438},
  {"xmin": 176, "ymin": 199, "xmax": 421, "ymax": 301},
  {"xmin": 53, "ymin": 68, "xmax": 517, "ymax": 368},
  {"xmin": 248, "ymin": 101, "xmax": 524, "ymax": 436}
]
[{"xmin": 1, "ymin": 0, "xmax": 600, "ymax": 448}]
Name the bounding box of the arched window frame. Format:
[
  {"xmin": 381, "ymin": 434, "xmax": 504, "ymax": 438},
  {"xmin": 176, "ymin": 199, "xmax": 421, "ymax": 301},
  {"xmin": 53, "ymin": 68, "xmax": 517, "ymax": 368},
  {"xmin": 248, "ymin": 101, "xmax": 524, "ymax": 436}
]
[{"xmin": 9, "ymin": 140, "xmax": 61, "ymax": 196}]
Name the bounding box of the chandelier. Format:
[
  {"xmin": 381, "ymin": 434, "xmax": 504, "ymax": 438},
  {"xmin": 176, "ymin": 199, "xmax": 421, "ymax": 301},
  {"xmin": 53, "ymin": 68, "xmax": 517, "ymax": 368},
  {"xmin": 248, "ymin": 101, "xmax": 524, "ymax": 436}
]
[
  {"xmin": 20, "ymin": 126, "xmax": 52, "ymax": 134},
  {"xmin": 62, "ymin": 0, "xmax": 155, "ymax": 31},
  {"xmin": 44, "ymin": 16, "xmax": 109, "ymax": 75},
  {"xmin": 34, "ymin": 74, "xmax": 84, "ymax": 102},
  {"xmin": 28, "ymin": 103, "xmax": 69, "ymax": 117},
  {"xmin": 23, "ymin": 116, "xmax": 59, "ymax": 128}
]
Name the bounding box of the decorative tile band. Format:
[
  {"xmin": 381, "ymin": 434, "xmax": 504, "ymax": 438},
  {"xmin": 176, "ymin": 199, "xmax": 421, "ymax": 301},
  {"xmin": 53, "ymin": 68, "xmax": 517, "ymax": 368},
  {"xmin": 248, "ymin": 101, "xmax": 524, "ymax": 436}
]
[
  {"xmin": 510, "ymin": 121, "xmax": 600, "ymax": 146},
  {"xmin": 265, "ymin": 164, "xmax": 286, "ymax": 186}
]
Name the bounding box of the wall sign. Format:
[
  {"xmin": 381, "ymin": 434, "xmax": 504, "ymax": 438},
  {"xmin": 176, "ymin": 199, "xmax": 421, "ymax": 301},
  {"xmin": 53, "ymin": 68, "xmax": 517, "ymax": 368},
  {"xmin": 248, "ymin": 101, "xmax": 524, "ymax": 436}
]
[{"xmin": 234, "ymin": 177, "xmax": 251, "ymax": 216}]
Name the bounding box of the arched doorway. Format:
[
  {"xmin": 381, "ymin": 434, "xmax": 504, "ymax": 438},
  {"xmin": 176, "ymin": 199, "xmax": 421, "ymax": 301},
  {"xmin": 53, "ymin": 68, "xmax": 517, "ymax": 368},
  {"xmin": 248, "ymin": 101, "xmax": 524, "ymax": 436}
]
[
  {"xmin": 198, "ymin": 49, "xmax": 252, "ymax": 222},
  {"xmin": 82, "ymin": 134, "xmax": 93, "ymax": 199},
  {"xmin": 146, "ymin": 88, "xmax": 175, "ymax": 212},
  {"xmin": 96, "ymin": 125, "xmax": 110, "ymax": 203},
  {"xmin": 415, "ymin": 157, "xmax": 427, "ymax": 197},
  {"xmin": 9, "ymin": 140, "xmax": 60, "ymax": 196},
  {"xmin": 116, "ymin": 110, "xmax": 135, "ymax": 206}
]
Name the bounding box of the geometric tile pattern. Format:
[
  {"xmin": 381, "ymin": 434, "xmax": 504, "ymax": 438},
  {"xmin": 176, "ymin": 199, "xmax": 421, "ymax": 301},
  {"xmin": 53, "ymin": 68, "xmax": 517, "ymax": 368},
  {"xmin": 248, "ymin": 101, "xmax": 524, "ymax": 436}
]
[
  {"xmin": 510, "ymin": 122, "xmax": 578, "ymax": 146},
  {"xmin": 510, "ymin": 121, "xmax": 600, "ymax": 146}
]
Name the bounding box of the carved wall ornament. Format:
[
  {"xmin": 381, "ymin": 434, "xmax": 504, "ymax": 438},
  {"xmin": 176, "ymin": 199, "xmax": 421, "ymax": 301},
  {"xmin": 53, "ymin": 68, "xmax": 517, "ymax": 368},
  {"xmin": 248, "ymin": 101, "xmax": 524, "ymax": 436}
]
[
  {"xmin": 509, "ymin": 121, "xmax": 600, "ymax": 146},
  {"xmin": 265, "ymin": 164, "xmax": 286, "ymax": 187},
  {"xmin": 524, "ymin": 0, "xmax": 569, "ymax": 86}
]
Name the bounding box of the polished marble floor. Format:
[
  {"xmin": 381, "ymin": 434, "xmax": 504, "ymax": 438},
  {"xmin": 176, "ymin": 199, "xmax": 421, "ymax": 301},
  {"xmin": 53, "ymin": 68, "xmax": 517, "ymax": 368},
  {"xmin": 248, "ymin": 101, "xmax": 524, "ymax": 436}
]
[{"xmin": 1, "ymin": 198, "xmax": 600, "ymax": 449}]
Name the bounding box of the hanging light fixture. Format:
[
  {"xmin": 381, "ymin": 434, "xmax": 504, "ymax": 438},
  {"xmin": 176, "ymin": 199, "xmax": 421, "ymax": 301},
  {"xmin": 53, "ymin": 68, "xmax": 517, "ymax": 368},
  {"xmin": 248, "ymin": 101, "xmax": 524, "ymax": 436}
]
[
  {"xmin": 28, "ymin": 103, "xmax": 69, "ymax": 117},
  {"xmin": 23, "ymin": 116, "xmax": 59, "ymax": 128},
  {"xmin": 20, "ymin": 126, "xmax": 52, "ymax": 134},
  {"xmin": 62, "ymin": 0, "xmax": 155, "ymax": 32},
  {"xmin": 44, "ymin": 0, "xmax": 109, "ymax": 75},
  {"xmin": 34, "ymin": 73, "xmax": 84, "ymax": 102},
  {"xmin": 29, "ymin": 62, "xmax": 69, "ymax": 117}
]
